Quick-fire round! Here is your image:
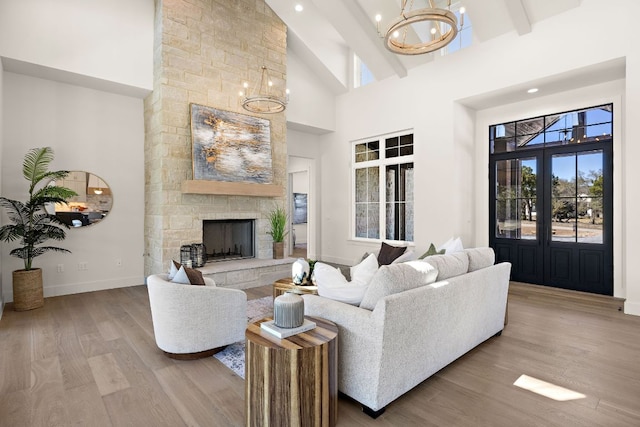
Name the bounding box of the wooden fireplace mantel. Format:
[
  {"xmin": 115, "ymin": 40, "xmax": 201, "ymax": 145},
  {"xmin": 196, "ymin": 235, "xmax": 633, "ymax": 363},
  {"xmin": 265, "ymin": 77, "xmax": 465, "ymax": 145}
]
[{"xmin": 181, "ymin": 180, "xmax": 283, "ymax": 197}]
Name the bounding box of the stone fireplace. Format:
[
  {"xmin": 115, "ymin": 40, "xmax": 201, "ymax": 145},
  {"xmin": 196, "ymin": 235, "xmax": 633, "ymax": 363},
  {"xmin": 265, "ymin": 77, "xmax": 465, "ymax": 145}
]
[
  {"xmin": 203, "ymin": 219, "xmax": 255, "ymax": 261},
  {"xmin": 143, "ymin": 0, "xmax": 288, "ymax": 278}
]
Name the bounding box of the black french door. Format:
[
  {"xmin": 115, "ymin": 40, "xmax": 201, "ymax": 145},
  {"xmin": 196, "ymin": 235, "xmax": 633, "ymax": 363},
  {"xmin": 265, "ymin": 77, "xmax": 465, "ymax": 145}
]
[{"xmin": 489, "ymin": 105, "xmax": 613, "ymax": 295}]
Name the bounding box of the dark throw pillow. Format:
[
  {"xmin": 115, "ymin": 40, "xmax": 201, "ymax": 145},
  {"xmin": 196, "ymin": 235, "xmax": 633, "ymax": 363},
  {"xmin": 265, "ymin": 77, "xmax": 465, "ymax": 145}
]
[
  {"xmin": 377, "ymin": 242, "xmax": 407, "ymax": 266},
  {"xmin": 184, "ymin": 267, "xmax": 205, "ymax": 285}
]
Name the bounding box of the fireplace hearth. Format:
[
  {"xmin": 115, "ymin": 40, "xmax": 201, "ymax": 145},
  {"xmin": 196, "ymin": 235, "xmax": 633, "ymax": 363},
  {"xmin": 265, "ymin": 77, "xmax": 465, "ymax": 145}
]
[{"xmin": 203, "ymin": 219, "xmax": 255, "ymax": 262}]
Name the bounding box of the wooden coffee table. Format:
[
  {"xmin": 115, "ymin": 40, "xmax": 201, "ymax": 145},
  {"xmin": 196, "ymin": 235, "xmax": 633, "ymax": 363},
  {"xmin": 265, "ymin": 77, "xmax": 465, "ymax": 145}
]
[
  {"xmin": 245, "ymin": 316, "xmax": 338, "ymax": 427},
  {"xmin": 272, "ymin": 277, "xmax": 318, "ymax": 300}
]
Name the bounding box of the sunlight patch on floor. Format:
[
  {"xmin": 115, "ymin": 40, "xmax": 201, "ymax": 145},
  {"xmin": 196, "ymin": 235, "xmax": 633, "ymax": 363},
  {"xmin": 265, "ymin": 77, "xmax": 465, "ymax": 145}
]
[{"xmin": 514, "ymin": 374, "xmax": 586, "ymax": 401}]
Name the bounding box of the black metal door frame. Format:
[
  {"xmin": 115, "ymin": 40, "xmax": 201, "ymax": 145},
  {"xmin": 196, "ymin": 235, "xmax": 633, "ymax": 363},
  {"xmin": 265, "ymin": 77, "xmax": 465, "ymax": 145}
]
[{"xmin": 490, "ymin": 141, "xmax": 613, "ymax": 295}]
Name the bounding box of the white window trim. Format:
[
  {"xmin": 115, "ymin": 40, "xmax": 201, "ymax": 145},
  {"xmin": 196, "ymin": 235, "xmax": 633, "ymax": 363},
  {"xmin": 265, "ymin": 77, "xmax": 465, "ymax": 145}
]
[{"xmin": 351, "ymin": 130, "xmax": 415, "ymax": 243}]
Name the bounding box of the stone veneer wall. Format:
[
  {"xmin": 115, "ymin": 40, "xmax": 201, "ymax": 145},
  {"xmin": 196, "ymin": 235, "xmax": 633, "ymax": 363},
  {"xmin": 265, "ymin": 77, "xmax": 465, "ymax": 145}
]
[{"xmin": 144, "ymin": 0, "xmax": 287, "ymax": 276}]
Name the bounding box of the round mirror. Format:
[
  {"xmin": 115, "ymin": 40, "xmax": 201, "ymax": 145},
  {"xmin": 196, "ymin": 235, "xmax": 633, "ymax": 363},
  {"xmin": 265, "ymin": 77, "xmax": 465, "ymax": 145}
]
[{"xmin": 48, "ymin": 172, "xmax": 113, "ymax": 227}]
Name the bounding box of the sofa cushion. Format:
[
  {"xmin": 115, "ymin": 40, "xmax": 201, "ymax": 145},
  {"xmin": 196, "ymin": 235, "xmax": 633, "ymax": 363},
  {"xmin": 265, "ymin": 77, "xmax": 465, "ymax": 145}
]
[
  {"xmin": 422, "ymin": 252, "xmax": 469, "ymax": 280},
  {"xmin": 359, "ymin": 261, "xmax": 439, "ymax": 310},
  {"xmin": 315, "ymin": 254, "xmax": 378, "ymax": 305},
  {"xmin": 465, "ymin": 247, "xmax": 495, "ymax": 272},
  {"xmin": 377, "ymin": 242, "xmax": 407, "ymax": 265}
]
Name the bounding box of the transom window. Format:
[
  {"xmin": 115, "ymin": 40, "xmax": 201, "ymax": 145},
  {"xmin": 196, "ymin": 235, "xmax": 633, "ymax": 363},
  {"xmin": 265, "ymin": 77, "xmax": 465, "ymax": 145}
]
[
  {"xmin": 441, "ymin": 3, "xmax": 472, "ymax": 56},
  {"xmin": 354, "ymin": 53, "xmax": 375, "ymax": 88},
  {"xmin": 490, "ymin": 104, "xmax": 612, "ymax": 153},
  {"xmin": 353, "ymin": 132, "xmax": 414, "ymax": 242}
]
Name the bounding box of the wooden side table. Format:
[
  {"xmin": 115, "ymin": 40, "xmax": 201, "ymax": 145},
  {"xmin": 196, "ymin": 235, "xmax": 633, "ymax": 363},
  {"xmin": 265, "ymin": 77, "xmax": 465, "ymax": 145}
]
[
  {"xmin": 245, "ymin": 316, "xmax": 338, "ymax": 427},
  {"xmin": 272, "ymin": 277, "xmax": 318, "ymax": 300}
]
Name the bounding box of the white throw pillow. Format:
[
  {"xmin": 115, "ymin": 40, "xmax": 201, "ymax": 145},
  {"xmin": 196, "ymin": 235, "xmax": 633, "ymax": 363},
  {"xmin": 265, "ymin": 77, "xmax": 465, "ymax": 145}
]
[
  {"xmin": 171, "ymin": 265, "xmax": 191, "ymax": 284},
  {"xmin": 167, "ymin": 260, "xmax": 180, "ymax": 280},
  {"xmin": 315, "ymin": 254, "xmax": 379, "ymax": 305},
  {"xmin": 350, "ymin": 253, "xmax": 379, "ymax": 285},
  {"xmin": 439, "ymin": 237, "xmax": 464, "ymax": 254},
  {"xmin": 391, "ymin": 249, "xmax": 417, "ymax": 264}
]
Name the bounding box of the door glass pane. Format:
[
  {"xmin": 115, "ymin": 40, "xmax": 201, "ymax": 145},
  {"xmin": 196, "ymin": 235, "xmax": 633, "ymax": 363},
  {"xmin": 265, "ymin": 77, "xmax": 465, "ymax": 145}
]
[
  {"xmin": 577, "ymin": 150, "xmax": 604, "ymax": 244},
  {"xmin": 495, "ymin": 158, "xmax": 536, "ymax": 239},
  {"xmin": 578, "ymin": 197, "xmax": 603, "ymax": 243},
  {"xmin": 551, "ymin": 198, "xmax": 576, "ymax": 242},
  {"xmin": 551, "ymin": 154, "xmax": 577, "ymax": 241},
  {"xmin": 519, "ymin": 199, "xmax": 537, "ymax": 239},
  {"xmin": 552, "ymin": 154, "xmax": 576, "ymax": 197}
]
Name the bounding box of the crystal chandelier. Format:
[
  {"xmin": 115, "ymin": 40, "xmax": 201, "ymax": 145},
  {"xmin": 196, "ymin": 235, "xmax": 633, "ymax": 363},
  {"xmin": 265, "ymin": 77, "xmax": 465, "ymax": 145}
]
[
  {"xmin": 240, "ymin": 66, "xmax": 288, "ymax": 114},
  {"xmin": 377, "ymin": 0, "xmax": 465, "ymax": 55}
]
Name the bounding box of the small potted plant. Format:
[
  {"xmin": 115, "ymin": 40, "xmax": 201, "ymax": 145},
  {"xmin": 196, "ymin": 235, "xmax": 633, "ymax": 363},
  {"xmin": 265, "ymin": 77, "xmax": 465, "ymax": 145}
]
[
  {"xmin": 267, "ymin": 204, "xmax": 288, "ymax": 259},
  {"xmin": 0, "ymin": 147, "xmax": 77, "ymax": 311}
]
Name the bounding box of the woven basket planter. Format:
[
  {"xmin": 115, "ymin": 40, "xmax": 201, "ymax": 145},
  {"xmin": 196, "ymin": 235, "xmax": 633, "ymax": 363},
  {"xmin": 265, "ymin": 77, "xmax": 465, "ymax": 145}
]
[{"xmin": 12, "ymin": 268, "xmax": 44, "ymax": 311}]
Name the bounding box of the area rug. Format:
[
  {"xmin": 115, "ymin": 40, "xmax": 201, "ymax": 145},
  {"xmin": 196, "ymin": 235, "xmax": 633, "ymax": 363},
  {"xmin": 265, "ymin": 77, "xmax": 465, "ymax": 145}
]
[{"xmin": 214, "ymin": 296, "xmax": 273, "ymax": 379}]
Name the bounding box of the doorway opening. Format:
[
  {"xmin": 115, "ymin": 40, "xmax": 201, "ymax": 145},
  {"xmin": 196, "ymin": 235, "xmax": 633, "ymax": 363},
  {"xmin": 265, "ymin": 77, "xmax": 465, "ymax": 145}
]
[{"xmin": 290, "ymin": 170, "xmax": 308, "ymax": 259}]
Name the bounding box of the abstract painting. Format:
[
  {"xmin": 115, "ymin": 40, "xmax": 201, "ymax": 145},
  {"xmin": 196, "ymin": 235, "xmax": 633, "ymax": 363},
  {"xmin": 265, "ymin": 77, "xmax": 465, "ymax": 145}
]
[{"xmin": 190, "ymin": 104, "xmax": 273, "ymax": 183}]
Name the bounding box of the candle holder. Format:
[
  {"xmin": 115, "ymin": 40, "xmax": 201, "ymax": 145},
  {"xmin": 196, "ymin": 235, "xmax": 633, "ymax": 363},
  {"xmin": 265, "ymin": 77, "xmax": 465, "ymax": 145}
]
[{"xmin": 273, "ymin": 291, "xmax": 304, "ymax": 328}]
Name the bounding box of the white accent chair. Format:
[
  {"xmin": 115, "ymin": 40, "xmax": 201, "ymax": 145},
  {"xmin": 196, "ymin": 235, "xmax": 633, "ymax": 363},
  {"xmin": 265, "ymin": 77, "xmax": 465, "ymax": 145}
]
[{"xmin": 146, "ymin": 274, "xmax": 247, "ymax": 359}]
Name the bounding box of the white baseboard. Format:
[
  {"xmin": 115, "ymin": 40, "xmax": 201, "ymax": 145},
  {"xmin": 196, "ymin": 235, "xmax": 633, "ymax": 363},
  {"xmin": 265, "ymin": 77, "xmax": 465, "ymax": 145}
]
[
  {"xmin": 624, "ymin": 300, "xmax": 640, "ymax": 317},
  {"xmin": 3, "ymin": 276, "xmax": 144, "ymax": 302}
]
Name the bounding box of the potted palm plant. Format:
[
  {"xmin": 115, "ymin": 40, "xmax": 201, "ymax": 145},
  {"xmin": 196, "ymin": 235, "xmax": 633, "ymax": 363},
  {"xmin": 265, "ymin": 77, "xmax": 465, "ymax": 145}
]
[
  {"xmin": 0, "ymin": 147, "xmax": 77, "ymax": 311},
  {"xmin": 267, "ymin": 204, "xmax": 288, "ymax": 259}
]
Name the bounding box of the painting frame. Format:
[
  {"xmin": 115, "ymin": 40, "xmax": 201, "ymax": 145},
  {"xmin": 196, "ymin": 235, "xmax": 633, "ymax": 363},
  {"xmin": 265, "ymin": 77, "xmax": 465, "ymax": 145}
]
[{"xmin": 190, "ymin": 104, "xmax": 273, "ymax": 184}]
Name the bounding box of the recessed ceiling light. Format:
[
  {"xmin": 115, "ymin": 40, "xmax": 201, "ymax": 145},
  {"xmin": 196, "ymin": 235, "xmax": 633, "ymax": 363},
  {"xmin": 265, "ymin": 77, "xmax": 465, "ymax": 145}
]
[
  {"xmin": 295, "ymin": 4, "xmax": 303, "ymax": 12},
  {"xmin": 527, "ymin": 88, "xmax": 539, "ymax": 94}
]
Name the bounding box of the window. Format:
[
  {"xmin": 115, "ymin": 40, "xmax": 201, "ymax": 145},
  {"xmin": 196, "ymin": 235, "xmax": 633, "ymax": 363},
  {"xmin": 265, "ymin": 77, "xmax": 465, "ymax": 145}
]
[
  {"xmin": 353, "ymin": 132, "xmax": 414, "ymax": 242},
  {"xmin": 354, "ymin": 54, "xmax": 375, "ymax": 88},
  {"xmin": 440, "ymin": 3, "xmax": 472, "ymax": 56},
  {"xmin": 490, "ymin": 104, "xmax": 612, "ymax": 154}
]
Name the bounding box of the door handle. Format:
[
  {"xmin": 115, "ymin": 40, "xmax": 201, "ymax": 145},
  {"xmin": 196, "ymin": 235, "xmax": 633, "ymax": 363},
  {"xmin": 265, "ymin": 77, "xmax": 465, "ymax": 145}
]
[{"xmin": 546, "ymin": 224, "xmax": 550, "ymax": 246}]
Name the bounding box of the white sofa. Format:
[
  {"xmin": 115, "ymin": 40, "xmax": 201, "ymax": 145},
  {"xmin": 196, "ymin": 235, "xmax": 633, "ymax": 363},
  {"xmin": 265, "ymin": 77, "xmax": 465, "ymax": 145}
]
[
  {"xmin": 147, "ymin": 274, "xmax": 247, "ymax": 359},
  {"xmin": 303, "ymin": 248, "xmax": 511, "ymax": 416}
]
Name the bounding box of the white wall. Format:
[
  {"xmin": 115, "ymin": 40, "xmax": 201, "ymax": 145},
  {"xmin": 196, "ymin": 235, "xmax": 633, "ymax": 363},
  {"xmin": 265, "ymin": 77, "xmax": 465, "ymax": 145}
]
[
  {"xmin": 314, "ymin": 0, "xmax": 640, "ymax": 314},
  {"xmin": 623, "ymin": 47, "xmax": 640, "ymax": 316},
  {"xmin": 0, "ymin": 58, "xmax": 4, "ymax": 315},
  {"xmin": 1, "ymin": 73, "xmax": 145, "ymax": 300},
  {"xmin": 287, "ymin": 50, "xmax": 336, "ymax": 133},
  {"xmin": 0, "ymin": 0, "xmax": 153, "ymax": 91}
]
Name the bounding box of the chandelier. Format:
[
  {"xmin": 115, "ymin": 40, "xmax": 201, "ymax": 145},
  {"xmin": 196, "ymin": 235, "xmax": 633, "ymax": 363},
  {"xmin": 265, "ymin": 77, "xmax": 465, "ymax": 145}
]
[
  {"xmin": 377, "ymin": 0, "xmax": 465, "ymax": 55},
  {"xmin": 240, "ymin": 66, "xmax": 288, "ymax": 114}
]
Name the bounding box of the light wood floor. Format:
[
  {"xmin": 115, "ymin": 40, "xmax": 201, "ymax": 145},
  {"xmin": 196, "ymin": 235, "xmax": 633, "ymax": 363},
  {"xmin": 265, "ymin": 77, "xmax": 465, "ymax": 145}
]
[{"xmin": 1, "ymin": 282, "xmax": 639, "ymax": 426}]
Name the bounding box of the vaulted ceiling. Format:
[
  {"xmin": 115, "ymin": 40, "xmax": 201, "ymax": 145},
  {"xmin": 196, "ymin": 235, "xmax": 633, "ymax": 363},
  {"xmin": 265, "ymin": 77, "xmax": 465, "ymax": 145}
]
[{"xmin": 266, "ymin": 0, "xmax": 581, "ymax": 94}]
